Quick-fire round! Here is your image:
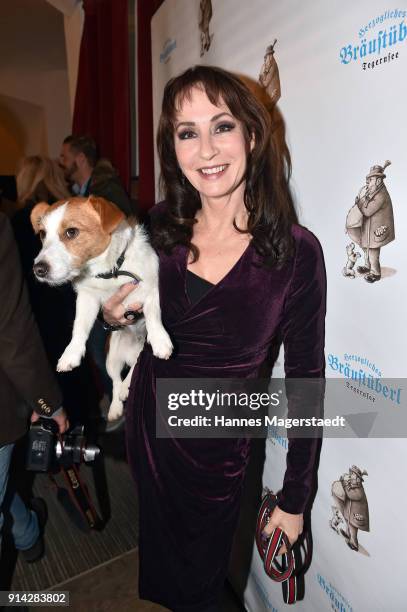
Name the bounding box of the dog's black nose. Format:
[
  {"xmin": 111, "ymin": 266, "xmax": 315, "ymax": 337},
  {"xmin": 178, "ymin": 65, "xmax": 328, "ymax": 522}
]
[{"xmin": 33, "ymin": 261, "xmax": 49, "ymax": 278}]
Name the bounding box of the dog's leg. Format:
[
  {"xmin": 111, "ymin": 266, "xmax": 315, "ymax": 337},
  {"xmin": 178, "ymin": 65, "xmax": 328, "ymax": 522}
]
[
  {"xmin": 106, "ymin": 332, "xmax": 125, "ymax": 421},
  {"xmin": 118, "ymin": 322, "xmax": 146, "ymax": 401},
  {"xmin": 57, "ymin": 290, "xmax": 100, "ymax": 372},
  {"xmin": 119, "ymin": 364, "xmax": 135, "ymax": 403},
  {"xmin": 142, "ymin": 289, "xmax": 173, "ymax": 359}
]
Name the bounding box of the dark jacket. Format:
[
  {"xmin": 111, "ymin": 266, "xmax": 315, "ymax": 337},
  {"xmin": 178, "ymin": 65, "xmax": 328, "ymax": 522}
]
[
  {"xmin": 85, "ymin": 160, "xmax": 132, "ymax": 216},
  {"xmin": 0, "ymin": 213, "xmax": 62, "ymax": 446}
]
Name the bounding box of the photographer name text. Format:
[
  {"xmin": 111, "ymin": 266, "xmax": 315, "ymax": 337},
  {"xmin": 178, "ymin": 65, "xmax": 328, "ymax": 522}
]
[{"xmin": 166, "ymin": 415, "xmax": 346, "ymax": 428}]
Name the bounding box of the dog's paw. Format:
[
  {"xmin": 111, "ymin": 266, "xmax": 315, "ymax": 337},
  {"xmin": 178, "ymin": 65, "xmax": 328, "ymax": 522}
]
[
  {"xmin": 57, "ymin": 346, "xmax": 83, "ymax": 372},
  {"xmin": 149, "ymin": 330, "xmax": 173, "ymax": 360},
  {"xmin": 107, "ymin": 401, "xmax": 123, "ymax": 421},
  {"xmin": 119, "ymin": 379, "xmax": 130, "ymax": 402}
]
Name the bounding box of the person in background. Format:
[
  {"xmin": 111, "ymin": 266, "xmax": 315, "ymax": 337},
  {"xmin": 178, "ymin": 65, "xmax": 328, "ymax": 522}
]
[
  {"xmin": 59, "ymin": 135, "xmax": 132, "ymax": 216},
  {"xmin": 12, "ymin": 156, "xmax": 99, "ymax": 426},
  {"xmin": 0, "ymin": 176, "xmax": 18, "ymax": 217},
  {"xmin": 13, "ymin": 155, "xmax": 70, "ymax": 292},
  {"xmin": 16, "ymin": 155, "xmax": 69, "ymax": 206},
  {"xmin": 0, "ymin": 190, "xmax": 17, "ymax": 217},
  {"xmin": 0, "ymin": 211, "xmax": 69, "ymax": 563}
]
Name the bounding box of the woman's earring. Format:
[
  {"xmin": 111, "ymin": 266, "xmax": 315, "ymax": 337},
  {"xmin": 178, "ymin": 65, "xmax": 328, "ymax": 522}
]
[{"xmin": 181, "ymin": 173, "xmax": 186, "ymax": 186}]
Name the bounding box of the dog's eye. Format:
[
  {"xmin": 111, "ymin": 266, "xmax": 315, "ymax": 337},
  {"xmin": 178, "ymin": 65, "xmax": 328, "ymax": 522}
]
[
  {"xmin": 39, "ymin": 229, "xmax": 46, "ymax": 241},
  {"xmin": 65, "ymin": 227, "xmax": 79, "ymax": 239}
]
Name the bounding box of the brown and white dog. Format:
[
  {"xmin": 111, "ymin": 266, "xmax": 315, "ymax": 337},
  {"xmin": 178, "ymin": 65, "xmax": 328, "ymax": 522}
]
[{"xmin": 30, "ymin": 196, "xmax": 173, "ymax": 421}]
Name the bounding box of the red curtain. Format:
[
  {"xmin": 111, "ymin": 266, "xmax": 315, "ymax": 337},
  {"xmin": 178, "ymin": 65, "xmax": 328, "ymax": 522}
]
[
  {"xmin": 73, "ymin": 0, "xmax": 130, "ymax": 191},
  {"xmin": 137, "ymin": 0, "xmax": 164, "ymax": 211}
]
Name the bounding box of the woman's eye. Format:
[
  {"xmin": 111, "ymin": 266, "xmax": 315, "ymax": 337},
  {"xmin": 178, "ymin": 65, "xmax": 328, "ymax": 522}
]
[
  {"xmin": 178, "ymin": 130, "xmax": 196, "ymax": 140},
  {"xmin": 39, "ymin": 229, "xmax": 46, "ymax": 241},
  {"xmin": 65, "ymin": 227, "xmax": 79, "ymax": 239},
  {"xmin": 215, "ymin": 122, "xmax": 235, "ymax": 133}
]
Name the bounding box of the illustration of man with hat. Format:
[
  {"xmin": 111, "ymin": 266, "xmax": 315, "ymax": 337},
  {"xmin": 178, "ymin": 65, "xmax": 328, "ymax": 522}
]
[
  {"xmin": 330, "ymin": 465, "xmax": 369, "ymax": 551},
  {"xmin": 259, "ymin": 40, "xmax": 281, "ymax": 105},
  {"xmin": 346, "ymin": 160, "xmax": 395, "ymax": 283},
  {"xmin": 199, "ymin": 0, "xmax": 213, "ymax": 57}
]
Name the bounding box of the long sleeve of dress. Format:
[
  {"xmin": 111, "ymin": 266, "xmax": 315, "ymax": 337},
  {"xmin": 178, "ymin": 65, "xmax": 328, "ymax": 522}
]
[{"xmin": 277, "ymin": 227, "xmax": 326, "ymax": 514}]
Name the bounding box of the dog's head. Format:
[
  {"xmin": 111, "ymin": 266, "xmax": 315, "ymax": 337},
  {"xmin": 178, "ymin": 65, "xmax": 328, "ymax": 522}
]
[{"xmin": 31, "ymin": 196, "xmax": 125, "ymax": 285}]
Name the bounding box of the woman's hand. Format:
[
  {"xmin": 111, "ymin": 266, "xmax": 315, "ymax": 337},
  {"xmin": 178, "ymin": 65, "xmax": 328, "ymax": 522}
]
[
  {"xmin": 102, "ymin": 281, "xmax": 143, "ymax": 327},
  {"xmin": 262, "ymin": 506, "xmax": 303, "ymax": 555}
]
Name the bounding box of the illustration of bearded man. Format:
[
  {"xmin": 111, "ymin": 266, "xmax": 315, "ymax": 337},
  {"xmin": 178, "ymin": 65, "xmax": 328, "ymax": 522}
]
[
  {"xmin": 331, "ymin": 465, "xmax": 369, "ymax": 551},
  {"xmin": 258, "ymin": 40, "xmax": 281, "ymax": 105},
  {"xmin": 346, "ymin": 160, "xmax": 395, "ymax": 283}
]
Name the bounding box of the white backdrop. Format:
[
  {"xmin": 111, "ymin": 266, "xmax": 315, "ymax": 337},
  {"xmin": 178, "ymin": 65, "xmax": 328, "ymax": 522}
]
[{"xmin": 151, "ymin": 1, "xmax": 407, "ymax": 609}]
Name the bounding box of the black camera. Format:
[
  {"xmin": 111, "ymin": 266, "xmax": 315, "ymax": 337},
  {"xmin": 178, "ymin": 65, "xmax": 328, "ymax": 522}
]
[{"xmin": 26, "ymin": 418, "xmax": 100, "ymax": 472}]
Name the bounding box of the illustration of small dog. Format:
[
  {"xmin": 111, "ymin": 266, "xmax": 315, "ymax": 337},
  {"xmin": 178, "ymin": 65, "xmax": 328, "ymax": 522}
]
[
  {"xmin": 329, "ymin": 507, "xmax": 344, "ymax": 533},
  {"xmin": 31, "ymin": 196, "xmax": 173, "ymax": 421},
  {"xmin": 343, "ymin": 242, "xmax": 361, "ymax": 278}
]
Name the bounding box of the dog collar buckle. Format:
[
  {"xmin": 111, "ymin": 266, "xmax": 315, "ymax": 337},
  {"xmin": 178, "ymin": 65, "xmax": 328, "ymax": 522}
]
[{"xmin": 95, "ymin": 248, "xmax": 142, "ymax": 283}]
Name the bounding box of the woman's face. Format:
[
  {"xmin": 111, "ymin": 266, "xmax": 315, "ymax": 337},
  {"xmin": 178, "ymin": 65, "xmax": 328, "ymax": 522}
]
[{"xmin": 173, "ymin": 86, "xmax": 252, "ymax": 200}]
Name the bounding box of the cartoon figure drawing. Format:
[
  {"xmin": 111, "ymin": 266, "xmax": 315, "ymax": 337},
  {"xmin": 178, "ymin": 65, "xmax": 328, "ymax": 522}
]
[
  {"xmin": 345, "ymin": 160, "xmax": 395, "ymax": 283},
  {"xmin": 258, "ymin": 40, "xmax": 281, "ymax": 105},
  {"xmin": 342, "ymin": 242, "xmax": 361, "ymax": 278},
  {"xmin": 330, "ymin": 465, "xmax": 369, "ymax": 553},
  {"xmin": 199, "ymin": 0, "xmax": 213, "ymax": 57},
  {"xmin": 330, "ymin": 508, "xmax": 344, "ymax": 532}
]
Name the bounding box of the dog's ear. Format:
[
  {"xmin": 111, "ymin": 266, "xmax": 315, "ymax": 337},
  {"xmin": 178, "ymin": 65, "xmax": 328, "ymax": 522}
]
[
  {"xmin": 30, "ymin": 202, "xmax": 50, "ymax": 233},
  {"xmin": 88, "ymin": 196, "xmax": 125, "ymax": 234}
]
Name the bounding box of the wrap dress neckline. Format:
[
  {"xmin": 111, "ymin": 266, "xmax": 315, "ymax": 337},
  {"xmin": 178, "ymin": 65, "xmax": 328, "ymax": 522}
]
[{"xmin": 182, "ymin": 239, "xmax": 254, "ymax": 310}]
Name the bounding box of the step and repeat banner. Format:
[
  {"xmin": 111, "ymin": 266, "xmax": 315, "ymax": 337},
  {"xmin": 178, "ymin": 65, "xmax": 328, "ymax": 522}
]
[{"xmin": 151, "ymin": 1, "xmax": 406, "ymax": 610}]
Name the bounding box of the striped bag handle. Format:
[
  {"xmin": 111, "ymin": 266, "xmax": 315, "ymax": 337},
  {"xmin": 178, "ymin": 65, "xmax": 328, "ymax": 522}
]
[
  {"xmin": 255, "ymin": 491, "xmax": 295, "ymax": 582},
  {"xmin": 255, "ymin": 490, "xmax": 312, "ymax": 604},
  {"xmin": 281, "ymin": 530, "xmax": 312, "ymax": 604}
]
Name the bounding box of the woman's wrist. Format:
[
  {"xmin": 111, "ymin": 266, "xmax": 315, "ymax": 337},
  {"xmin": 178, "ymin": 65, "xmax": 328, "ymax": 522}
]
[
  {"xmin": 277, "ymin": 486, "xmax": 308, "ymax": 515},
  {"xmin": 97, "ymin": 309, "xmax": 123, "ymax": 331}
]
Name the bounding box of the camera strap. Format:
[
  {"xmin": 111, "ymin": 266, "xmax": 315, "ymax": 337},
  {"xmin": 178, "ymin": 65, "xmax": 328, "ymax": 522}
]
[
  {"xmin": 48, "ymin": 434, "xmax": 104, "ymax": 531},
  {"xmin": 60, "ymin": 463, "xmax": 104, "ymax": 530}
]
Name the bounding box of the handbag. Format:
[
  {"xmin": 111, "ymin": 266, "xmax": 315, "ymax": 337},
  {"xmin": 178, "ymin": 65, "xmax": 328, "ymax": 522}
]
[{"xmin": 255, "ymin": 489, "xmax": 312, "ymax": 604}]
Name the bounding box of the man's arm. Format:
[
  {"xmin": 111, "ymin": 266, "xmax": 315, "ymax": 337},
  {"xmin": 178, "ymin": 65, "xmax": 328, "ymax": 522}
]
[
  {"xmin": 0, "ymin": 213, "xmax": 62, "ymax": 417},
  {"xmin": 357, "ymin": 189, "xmax": 386, "ymax": 217}
]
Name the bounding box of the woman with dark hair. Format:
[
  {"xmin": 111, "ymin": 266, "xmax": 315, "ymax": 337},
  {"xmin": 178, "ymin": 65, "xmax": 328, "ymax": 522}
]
[{"xmin": 104, "ymin": 65, "xmax": 326, "ymax": 612}]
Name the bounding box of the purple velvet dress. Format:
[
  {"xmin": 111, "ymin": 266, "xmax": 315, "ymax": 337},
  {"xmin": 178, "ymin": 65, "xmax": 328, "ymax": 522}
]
[{"xmin": 125, "ymin": 221, "xmax": 326, "ymax": 611}]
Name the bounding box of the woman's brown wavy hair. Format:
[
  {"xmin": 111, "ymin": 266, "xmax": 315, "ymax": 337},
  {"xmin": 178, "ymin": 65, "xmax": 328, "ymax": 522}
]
[
  {"xmin": 155, "ymin": 64, "xmax": 297, "ymax": 266},
  {"xmin": 16, "ymin": 156, "xmax": 69, "ymax": 207}
]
